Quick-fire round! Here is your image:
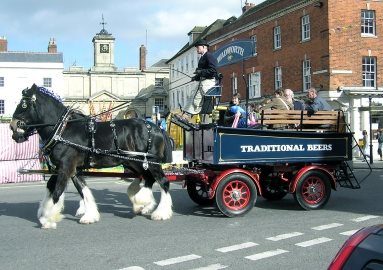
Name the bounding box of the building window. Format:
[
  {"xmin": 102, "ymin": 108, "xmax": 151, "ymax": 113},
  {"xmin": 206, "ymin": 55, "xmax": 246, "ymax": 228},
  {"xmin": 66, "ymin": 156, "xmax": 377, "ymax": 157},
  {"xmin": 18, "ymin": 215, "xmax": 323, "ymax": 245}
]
[
  {"xmin": 274, "ymin": 66, "xmax": 282, "ymax": 90},
  {"xmin": 251, "ymin": 35, "xmax": 257, "ymax": 56},
  {"xmin": 0, "ymin": 77, "xmax": 4, "ymax": 87},
  {"xmin": 362, "ymin": 56, "xmax": 376, "ymax": 87},
  {"xmin": 231, "ymin": 76, "xmax": 238, "ymax": 96},
  {"xmin": 301, "ymin": 15, "xmax": 310, "ymax": 41},
  {"xmin": 273, "ymin": 26, "xmax": 281, "ymax": 50},
  {"xmin": 155, "ymin": 78, "xmax": 164, "ymax": 88},
  {"xmin": 302, "ymin": 59, "xmax": 311, "ymax": 91},
  {"xmin": 43, "ymin": 78, "xmax": 52, "ymax": 88},
  {"xmin": 0, "ymin": 100, "xmax": 4, "ymax": 114},
  {"xmin": 248, "ymin": 72, "xmax": 261, "ymax": 98},
  {"xmin": 154, "ymin": 98, "xmax": 165, "ymax": 112},
  {"xmin": 361, "ymin": 10, "xmax": 376, "ymax": 35}
]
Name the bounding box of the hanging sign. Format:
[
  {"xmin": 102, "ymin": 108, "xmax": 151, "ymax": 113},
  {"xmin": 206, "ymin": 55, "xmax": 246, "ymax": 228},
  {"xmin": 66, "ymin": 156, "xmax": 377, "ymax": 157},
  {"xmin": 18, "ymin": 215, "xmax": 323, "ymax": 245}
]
[{"xmin": 213, "ymin": 40, "xmax": 254, "ymax": 67}]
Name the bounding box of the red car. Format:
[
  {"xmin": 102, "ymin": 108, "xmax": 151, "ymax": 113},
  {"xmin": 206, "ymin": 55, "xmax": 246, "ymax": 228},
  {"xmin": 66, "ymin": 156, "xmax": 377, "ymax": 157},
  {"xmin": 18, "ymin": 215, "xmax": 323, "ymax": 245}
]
[{"xmin": 328, "ymin": 224, "xmax": 383, "ymax": 270}]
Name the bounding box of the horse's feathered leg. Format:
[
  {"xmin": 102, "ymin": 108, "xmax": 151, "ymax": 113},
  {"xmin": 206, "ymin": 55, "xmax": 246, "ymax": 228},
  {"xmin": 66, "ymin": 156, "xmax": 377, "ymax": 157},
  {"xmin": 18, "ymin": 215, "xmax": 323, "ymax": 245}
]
[
  {"xmin": 71, "ymin": 175, "xmax": 100, "ymax": 224},
  {"xmin": 144, "ymin": 164, "xmax": 173, "ymax": 220},
  {"xmin": 37, "ymin": 175, "xmax": 65, "ymax": 229},
  {"xmin": 127, "ymin": 177, "xmax": 147, "ymax": 214}
]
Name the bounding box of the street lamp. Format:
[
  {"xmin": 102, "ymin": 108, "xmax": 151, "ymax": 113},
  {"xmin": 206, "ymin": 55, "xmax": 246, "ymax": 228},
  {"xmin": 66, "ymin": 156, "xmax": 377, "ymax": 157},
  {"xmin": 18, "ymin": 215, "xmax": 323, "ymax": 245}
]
[{"xmin": 369, "ymin": 95, "xmax": 373, "ymax": 164}]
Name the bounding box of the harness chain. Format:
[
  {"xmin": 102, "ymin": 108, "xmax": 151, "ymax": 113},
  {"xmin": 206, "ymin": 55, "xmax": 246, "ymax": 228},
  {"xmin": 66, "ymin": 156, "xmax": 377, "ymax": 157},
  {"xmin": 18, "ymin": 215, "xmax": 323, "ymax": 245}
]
[{"xmin": 54, "ymin": 135, "xmax": 163, "ymax": 166}]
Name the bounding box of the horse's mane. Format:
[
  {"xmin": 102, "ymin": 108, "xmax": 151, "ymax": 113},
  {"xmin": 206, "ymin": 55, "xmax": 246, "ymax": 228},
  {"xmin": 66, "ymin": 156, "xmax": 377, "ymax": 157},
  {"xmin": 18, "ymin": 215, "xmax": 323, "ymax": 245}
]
[{"xmin": 35, "ymin": 85, "xmax": 64, "ymax": 103}]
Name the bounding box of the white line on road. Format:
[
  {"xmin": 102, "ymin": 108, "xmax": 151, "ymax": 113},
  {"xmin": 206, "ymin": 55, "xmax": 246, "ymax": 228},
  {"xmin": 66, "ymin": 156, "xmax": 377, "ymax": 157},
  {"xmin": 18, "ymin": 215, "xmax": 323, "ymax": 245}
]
[
  {"xmin": 118, "ymin": 267, "xmax": 145, "ymax": 270},
  {"xmin": 215, "ymin": 242, "xmax": 258, "ymax": 253},
  {"xmin": 154, "ymin": 254, "xmax": 202, "ymax": 266},
  {"xmin": 311, "ymin": 223, "xmax": 343, "ymax": 230},
  {"xmin": 245, "ymin": 249, "xmax": 289, "ymax": 261},
  {"xmin": 340, "ymin": 229, "xmax": 359, "ymax": 236},
  {"xmin": 295, "ymin": 237, "xmax": 332, "ymax": 247},
  {"xmin": 266, "ymin": 232, "xmax": 304, "ymax": 241},
  {"xmin": 351, "ymin": 215, "xmax": 379, "ymax": 222},
  {"xmin": 188, "ymin": 263, "xmax": 228, "ymax": 270}
]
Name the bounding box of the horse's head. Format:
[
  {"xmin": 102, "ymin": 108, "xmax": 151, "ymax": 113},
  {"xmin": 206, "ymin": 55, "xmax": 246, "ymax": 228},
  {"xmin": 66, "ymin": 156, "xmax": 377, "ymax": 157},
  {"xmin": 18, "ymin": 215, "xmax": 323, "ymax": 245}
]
[{"xmin": 10, "ymin": 84, "xmax": 41, "ymax": 143}]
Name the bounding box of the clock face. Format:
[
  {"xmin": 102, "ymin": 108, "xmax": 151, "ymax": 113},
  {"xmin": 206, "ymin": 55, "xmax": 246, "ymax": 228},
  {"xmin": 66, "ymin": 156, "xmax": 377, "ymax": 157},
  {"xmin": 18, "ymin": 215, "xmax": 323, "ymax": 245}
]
[{"xmin": 100, "ymin": 44, "xmax": 109, "ymax": 53}]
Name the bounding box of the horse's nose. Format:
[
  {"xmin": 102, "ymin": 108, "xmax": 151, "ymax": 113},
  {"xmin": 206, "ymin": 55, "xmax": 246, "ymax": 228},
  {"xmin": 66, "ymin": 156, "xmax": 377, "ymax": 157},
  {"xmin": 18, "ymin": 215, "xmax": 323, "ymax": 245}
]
[{"xmin": 10, "ymin": 119, "xmax": 17, "ymax": 132}]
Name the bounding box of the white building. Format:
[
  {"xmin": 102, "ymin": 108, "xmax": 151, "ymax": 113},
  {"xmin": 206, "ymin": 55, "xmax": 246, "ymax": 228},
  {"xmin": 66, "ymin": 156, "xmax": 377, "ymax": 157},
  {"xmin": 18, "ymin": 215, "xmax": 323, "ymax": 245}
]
[
  {"xmin": 63, "ymin": 24, "xmax": 170, "ymax": 119},
  {"xmin": 0, "ymin": 37, "xmax": 64, "ymax": 117}
]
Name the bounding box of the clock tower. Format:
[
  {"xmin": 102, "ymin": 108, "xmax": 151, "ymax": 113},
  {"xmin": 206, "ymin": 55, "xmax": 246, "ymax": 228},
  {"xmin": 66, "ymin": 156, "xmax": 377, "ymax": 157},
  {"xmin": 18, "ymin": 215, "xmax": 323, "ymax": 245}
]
[{"xmin": 92, "ymin": 16, "xmax": 116, "ymax": 71}]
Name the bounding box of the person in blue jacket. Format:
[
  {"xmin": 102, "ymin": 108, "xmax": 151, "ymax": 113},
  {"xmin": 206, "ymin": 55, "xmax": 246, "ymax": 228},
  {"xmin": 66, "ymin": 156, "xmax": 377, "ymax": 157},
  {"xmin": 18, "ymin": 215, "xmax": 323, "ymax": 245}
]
[{"xmin": 305, "ymin": 88, "xmax": 332, "ymax": 113}]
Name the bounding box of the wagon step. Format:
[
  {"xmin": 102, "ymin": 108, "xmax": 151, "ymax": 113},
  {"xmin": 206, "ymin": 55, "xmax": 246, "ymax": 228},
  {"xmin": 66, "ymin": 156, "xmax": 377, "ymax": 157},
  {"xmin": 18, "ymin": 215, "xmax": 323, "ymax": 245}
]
[{"xmin": 336, "ymin": 161, "xmax": 361, "ymax": 189}]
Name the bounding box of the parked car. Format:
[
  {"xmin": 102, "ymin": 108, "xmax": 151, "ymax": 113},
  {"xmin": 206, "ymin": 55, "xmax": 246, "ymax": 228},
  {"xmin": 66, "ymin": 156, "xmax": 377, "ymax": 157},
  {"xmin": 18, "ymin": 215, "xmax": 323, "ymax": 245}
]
[{"xmin": 328, "ymin": 224, "xmax": 383, "ymax": 269}]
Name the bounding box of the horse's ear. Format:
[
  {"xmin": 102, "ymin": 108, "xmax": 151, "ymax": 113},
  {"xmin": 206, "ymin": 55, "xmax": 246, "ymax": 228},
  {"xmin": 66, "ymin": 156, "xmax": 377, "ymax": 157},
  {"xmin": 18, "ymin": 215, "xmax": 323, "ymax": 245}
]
[{"xmin": 22, "ymin": 87, "xmax": 29, "ymax": 96}]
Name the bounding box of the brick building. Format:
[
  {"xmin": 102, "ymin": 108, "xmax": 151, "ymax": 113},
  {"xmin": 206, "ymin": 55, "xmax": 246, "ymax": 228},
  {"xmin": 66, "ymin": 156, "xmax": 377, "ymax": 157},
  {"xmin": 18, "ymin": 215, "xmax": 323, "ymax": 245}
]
[{"xmin": 202, "ymin": 0, "xmax": 383, "ymax": 142}]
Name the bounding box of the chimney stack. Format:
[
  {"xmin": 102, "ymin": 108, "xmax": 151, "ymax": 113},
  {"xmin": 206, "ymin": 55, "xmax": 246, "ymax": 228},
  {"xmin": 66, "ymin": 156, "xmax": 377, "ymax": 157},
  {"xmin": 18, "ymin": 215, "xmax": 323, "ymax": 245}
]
[
  {"xmin": 48, "ymin": 38, "xmax": 57, "ymax": 53},
  {"xmin": 139, "ymin": 44, "xmax": 147, "ymax": 71},
  {"xmin": 0, "ymin": 36, "xmax": 8, "ymax": 52},
  {"xmin": 242, "ymin": 1, "xmax": 255, "ymax": 14}
]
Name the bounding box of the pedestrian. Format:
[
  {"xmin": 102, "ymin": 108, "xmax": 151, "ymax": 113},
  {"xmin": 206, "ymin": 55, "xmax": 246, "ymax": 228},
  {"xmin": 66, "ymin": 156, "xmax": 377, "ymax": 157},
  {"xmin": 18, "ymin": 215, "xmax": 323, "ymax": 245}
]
[
  {"xmin": 182, "ymin": 39, "xmax": 218, "ymax": 118},
  {"xmin": 377, "ymin": 129, "xmax": 383, "ymax": 161},
  {"xmin": 361, "ymin": 130, "xmax": 369, "ymax": 158}
]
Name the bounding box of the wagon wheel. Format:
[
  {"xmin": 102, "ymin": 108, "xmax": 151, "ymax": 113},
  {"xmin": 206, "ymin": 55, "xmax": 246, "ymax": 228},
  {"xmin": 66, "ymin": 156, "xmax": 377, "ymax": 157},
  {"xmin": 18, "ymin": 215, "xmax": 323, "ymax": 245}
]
[
  {"xmin": 215, "ymin": 173, "xmax": 257, "ymax": 217},
  {"xmin": 293, "ymin": 170, "xmax": 331, "ymax": 210},
  {"xmin": 187, "ymin": 181, "xmax": 214, "ymax": 206},
  {"xmin": 261, "ymin": 182, "xmax": 288, "ymax": 201}
]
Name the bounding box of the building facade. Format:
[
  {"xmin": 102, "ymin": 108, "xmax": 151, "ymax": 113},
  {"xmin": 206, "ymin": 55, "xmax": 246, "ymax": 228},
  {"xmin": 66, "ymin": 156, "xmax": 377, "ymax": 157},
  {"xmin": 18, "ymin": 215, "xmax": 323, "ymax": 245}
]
[
  {"xmin": 63, "ymin": 25, "xmax": 170, "ymax": 119},
  {"xmin": 0, "ymin": 37, "xmax": 64, "ymax": 118},
  {"xmin": 202, "ymin": 0, "xmax": 383, "ymax": 143}
]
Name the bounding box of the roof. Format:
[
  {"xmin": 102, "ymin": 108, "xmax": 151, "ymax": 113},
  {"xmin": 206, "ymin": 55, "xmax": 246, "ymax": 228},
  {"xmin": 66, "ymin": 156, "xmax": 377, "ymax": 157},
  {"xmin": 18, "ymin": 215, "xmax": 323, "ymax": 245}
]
[
  {"xmin": 151, "ymin": 59, "xmax": 169, "ymax": 68},
  {"xmin": 166, "ymin": 19, "xmax": 227, "ymax": 63},
  {"xmin": 0, "ymin": 52, "xmax": 63, "ymax": 63}
]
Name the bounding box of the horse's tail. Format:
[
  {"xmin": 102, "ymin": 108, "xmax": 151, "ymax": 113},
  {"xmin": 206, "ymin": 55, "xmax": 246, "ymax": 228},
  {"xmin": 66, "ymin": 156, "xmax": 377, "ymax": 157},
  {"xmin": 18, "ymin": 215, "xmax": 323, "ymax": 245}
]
[{"xmin": 162, "ymin": 130, "xmax": 173, "ymax": 163}]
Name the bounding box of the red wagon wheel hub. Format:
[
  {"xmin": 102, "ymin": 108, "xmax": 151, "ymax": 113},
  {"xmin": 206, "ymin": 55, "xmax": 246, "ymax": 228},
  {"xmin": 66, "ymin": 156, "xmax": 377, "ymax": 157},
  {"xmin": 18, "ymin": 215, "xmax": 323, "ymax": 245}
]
[
  {"xmin": 301, "ymin": 176, "xmax": 325, "ymax": 204},
  {"xmin": 222, "ymin": 180, "xmax": 251, "ymax": 210}
]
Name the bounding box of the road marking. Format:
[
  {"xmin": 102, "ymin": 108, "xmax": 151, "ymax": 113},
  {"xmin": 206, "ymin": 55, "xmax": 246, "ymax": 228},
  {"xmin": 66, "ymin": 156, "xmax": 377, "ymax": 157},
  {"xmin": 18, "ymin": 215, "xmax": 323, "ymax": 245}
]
[
  {"xmin": 119, "ymin": 267, "xmax": 145, "ymax": 270},
  {"xmin": 215, "ymin": 242, "xmax": 258, "ymax": 253},
  {"xmin": 295, "ymin": 237, "xmax": 332, "ymax": 247},
  {"xmin": 188, "ymin": 263, "xmax": 228, "ymax": 270},
  {"xmin": 312, "ymin": 223, "xmax": 343, "ymax": 230},
  {"xmin": 340, "ymin": 229, "xmax": 359, "ymax": 236},
  {"xmin": 266, "ymin": 232, "xmax": 304, "ymax": 241},
  {"xmin": 154, "ymin": 254, "xmax": 201, "ymax": 266},
  {"xmin": 351, "ymin": 215, "xmax": 379, "ymax": 222},
  {"xmin": 245, "ymin": 249, "xmax": 289, "ymax": 261}
]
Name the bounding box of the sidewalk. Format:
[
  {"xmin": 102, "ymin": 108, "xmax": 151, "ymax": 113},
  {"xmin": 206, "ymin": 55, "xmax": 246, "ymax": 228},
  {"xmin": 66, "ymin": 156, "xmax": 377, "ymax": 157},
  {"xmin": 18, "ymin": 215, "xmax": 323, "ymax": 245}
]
[{"xmin": 352, "ymin": 158, "xmax": 383, "ymax": 169}]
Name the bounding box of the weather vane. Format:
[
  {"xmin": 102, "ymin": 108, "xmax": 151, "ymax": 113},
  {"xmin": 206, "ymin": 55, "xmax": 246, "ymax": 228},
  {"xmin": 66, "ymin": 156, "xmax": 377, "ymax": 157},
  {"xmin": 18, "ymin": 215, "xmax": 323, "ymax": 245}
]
[{"xmin": 100, "ymin": 14, "xmax": 107, "ymax": 31}]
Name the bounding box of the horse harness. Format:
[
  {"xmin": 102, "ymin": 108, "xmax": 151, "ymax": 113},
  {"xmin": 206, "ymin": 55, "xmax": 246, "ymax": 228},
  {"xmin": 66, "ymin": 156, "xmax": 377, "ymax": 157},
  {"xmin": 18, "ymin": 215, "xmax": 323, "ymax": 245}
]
[{"xmin": 42, "ymin": 108, "xmax": 160, "ymax": 170}]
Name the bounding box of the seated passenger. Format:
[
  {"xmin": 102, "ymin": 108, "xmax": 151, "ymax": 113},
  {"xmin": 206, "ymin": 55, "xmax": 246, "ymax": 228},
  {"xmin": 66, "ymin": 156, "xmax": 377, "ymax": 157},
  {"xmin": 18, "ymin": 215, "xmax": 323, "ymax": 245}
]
[
  {"xmin": 284, "ymin": 88, "xmax": 305, "ymax": 110},
  {"xmin": 261, "ymin": 89, "xmax": 293, "ymax": 110},
  {"xmin": 224, "ymin": 93, "xmax": 247, "ymax": 128},
  {"xmin": 305, "ymin": 88, "xmax": 332, "ymax": 113}
]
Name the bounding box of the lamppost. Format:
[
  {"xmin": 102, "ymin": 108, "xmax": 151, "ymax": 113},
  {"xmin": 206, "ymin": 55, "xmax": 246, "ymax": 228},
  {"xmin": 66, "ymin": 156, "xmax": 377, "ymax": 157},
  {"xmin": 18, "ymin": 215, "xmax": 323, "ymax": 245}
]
[{"xmin": 369, "ymin": 95, "xmax": 373, "ymax": 164}]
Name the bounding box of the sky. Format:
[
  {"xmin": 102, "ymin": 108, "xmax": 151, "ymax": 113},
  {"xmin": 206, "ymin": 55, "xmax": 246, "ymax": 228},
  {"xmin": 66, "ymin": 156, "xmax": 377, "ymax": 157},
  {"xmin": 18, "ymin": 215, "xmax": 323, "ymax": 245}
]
[{"xmin": 1, "ymin": 0, "xmax": 265, "ymax": 69}]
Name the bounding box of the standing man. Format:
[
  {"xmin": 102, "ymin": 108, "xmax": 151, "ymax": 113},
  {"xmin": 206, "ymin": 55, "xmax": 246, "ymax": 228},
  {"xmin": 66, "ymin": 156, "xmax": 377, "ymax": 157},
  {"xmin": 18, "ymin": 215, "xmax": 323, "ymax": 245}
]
[
  {"xmin": 183, "ymin": 39, "xmax": 218, "ymax": 116},
  {"xmin": 305, "ymin": 88, "xmax": 332, "ymax": 113}
]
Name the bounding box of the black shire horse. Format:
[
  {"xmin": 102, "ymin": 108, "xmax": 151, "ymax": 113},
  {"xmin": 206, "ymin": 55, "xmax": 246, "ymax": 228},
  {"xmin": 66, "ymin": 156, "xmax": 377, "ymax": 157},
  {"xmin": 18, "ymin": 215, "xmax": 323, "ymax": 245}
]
[{"xmin": 10, "ymin": 84, "xmax": 173, "ymax": 229}]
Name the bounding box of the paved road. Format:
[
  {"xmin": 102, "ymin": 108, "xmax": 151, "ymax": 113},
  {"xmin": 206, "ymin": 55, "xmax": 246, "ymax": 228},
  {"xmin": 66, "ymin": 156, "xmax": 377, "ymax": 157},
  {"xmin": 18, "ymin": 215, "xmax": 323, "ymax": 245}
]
[{"xmin": 0, "ymin": 167, "xmax": 382, "ymax": 270}]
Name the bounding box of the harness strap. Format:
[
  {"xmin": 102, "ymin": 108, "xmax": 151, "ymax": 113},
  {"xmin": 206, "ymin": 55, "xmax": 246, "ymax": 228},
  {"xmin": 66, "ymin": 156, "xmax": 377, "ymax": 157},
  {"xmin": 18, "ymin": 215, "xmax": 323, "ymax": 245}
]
[
  {"xmin": 110, "ymin": 121, "xmax": 119, "ymax": 153},
  {"xmin": 41, "ymin": 108, "xmax": 72, "ymax": 154}
]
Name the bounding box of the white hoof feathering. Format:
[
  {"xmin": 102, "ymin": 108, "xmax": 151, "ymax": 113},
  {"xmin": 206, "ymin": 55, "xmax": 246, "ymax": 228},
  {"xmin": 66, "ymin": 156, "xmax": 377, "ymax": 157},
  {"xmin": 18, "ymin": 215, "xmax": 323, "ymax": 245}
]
[
  {"xmin": 151, "ymin": 189, "xmax": 173, "ymax": 221},
  {"xmin": 131, "ymin": 187, "xmax": 156, "ymax": 215},
  {"xmin": 75, "ymin": 199, "xmax": 86, "ymax": 217},
  {"xmin": 79, "ymin": 187, "xmax": 100, "ymax": 224},
  {"xmin": 37, "ymin": 190, "xmax": 65, "ymax": 229},
  {"xmin": 127, "ymin": 178, "xmax": 142, "ymax": 202}
]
